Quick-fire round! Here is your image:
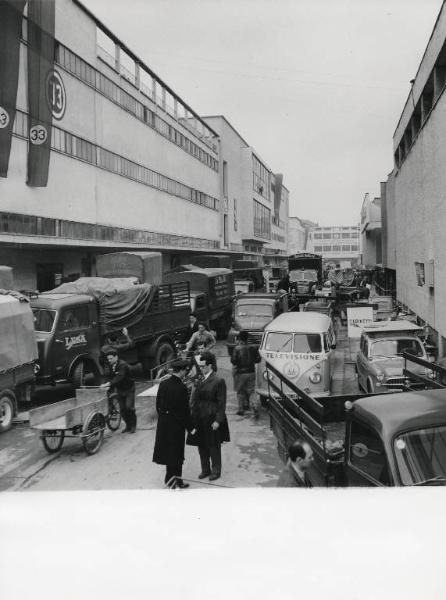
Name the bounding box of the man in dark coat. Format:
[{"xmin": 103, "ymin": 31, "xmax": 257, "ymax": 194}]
[
  {"xmin": 188, "ymin": 352, "xmax": 230, "ymax": 481},
  {"xmin": 101, "ymin": 348, "xmax": 136, "ymax": 433},
  {"xmin": 231, "ymin": 330, "xmax": 261, "ymax": 417},
  {"xmin": 153, "ymin": 359, "xmax": 195, "ymax": 489}
]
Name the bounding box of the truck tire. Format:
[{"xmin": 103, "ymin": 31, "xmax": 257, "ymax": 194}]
[
  {"xmin": 0, "ymin": 391, "xmax": 15, "ymax": 433},
  {"xmin": 72, "ymin": 361, "xmax": 100, "ymax": 388},
  {"xmin": 154, "ymin": 342, "xmax": 175, "ymax": 369}
]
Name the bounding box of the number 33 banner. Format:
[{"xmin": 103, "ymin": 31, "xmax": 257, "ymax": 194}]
[{"xmin": 27, "ymin": 0, "xmax": 56, "ymax": 187}]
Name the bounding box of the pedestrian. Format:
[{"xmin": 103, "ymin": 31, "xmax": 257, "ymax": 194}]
[
  {"xmin": 100, "ymin": 327, "xmax": 133, "ymax": 380},
  {"xmin": 185, "ymin": 321, "xmax": 216, "ymax": 353},
  {"xmin": 276, "ymin": 273, "xmax": 290, "ymax": 293},
  {"xmin": 153, "ymin": 359, "xmax": 195, "ymax": 488},
  {"xmin": 231, "ymin": 330, "xmax": 261, "ymax": 418},
  {"xmin": 276, "ymin": 441, "xmax": 314, "ymax": 487},
  {"xmin": 187, "ymin": 351, "xmax": 230, "ymax": 481},
  {"xmin": 100, "ymin": 348, "xmax": 137, "ymax": 433},
  {"xmin": 182, "ymin": 312, "xmax": 199, "ymax": 344}
]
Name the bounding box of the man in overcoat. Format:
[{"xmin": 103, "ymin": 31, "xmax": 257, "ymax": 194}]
[
  {"xmin": 188, "ymin": 352, "xmax": 230, "ymax": 481},
  {"xmin": 153, "ymin": 359, "xmax": 195, "ymax": 488}
]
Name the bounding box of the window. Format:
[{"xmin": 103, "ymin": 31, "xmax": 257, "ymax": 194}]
[
  {"xmin": 57, "ymin": 306, "xmax": 90, "ymax": 332},
  {"xmin": 253, "ymin": 199, "xmax": 271, "ymax": 239},
  {"xmin": 332, "ymin": 245, "xmax": 341, "ymax": 252},
  {"xmin": 293, "ymin": 333, "xmax": 322, "ymax": 353},
  {"xmin": 323, "ymin": 245, "xmax": 331, "ymax": 251},
  {"xmin": 314, "ymin": 233, "xmax": 322, "ymax": 240},
  {"xmin": 351, "ymin": 245, "xmax": 359, "ymax": 251},
  {"xmin": 252, "ymin": 155, "xmax": 270, "ymax": 200},
  {"xmin": 323, "ymin": 233, "xmax": 331, "ymax": 239},
  {"xmin": 394, "ymin": 425, "xmax": 446, "ymax": 485},
  {"xmin": 223, "ymin": 161, "xmax": 228, "ymax": 198},
  {"xmin": 349, "ymin": 420, "xmax": 390, "ymax": 485},
  {"xmin": 314, "ymin": 246, "xmax": 323, "ymax": 252}
]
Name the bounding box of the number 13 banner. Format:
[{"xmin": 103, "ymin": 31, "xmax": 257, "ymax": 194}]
[
  {"xmin": 0, "ymin": 0, "xmax": 27, "ymax": 178},
  {"xmin": 27, "ymin": 0, "xmax": 55, "ymax": 187}
]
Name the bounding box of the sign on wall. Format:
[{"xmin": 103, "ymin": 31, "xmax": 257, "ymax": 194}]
[{"xmin": 346, "ymin": 304, "xmax": 374, "ymax": 339}]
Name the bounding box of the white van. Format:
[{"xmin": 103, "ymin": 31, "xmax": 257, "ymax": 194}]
[{"xmin": 256, "ymin": 312, "xmax": 336, "ymax": 401}]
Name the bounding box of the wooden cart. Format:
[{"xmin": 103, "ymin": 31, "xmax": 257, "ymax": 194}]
[{"xmin": 29, "ymin": 387, "xmax": 121, "ymax": 455}]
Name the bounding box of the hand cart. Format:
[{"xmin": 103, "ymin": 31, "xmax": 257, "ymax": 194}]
[{"xmin": 29, "ymin": 387, "xmax": 121, "ymax": 456}]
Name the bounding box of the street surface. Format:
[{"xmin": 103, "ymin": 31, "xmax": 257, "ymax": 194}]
[{"xmin": 0, "ymin": 328, "xmax": 360, "ymax": 492}]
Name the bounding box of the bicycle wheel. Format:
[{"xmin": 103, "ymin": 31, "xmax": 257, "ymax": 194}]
[
  {"xmin": 82, "ymin": 413, "xmax": 105, "ymax": 455},
  {"xmin": 42, "ymin": 430, "xmax": 65, "ymax": 454},
  {"xmin": 106, "ymin": 397, "xmax": 121, "ymax": 432}
]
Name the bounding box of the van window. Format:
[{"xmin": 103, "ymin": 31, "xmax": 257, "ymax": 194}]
[
  {"xmin": 293, "ymin": 334, "xmax": 322, "ymax": 353},
  {"xmin": 265, "ymin": 332, "xmax": 293, "ymax": 352}
]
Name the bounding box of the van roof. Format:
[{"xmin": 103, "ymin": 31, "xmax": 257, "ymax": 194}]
[
  {"xmin": 264, "ymin": 311, "xmax": 331, "ymax": 333},
  {"xmin": 363, "ymin": 320, "xmax": 422, "ymax": 334}
]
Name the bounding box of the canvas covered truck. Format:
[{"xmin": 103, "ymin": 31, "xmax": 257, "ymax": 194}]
[
  {"xmin": 164, "ymin": 266, "xmax": 234, "ymax": 338},
  {"xmin": 288, "ymin": 253, "xmax": 323, "ymax": 295},
  {"xmin": 30, "ymin": 277, "xmax": 190, "ymax": 387},
  {"xmin": 95, "ymin": 251, "xmax": 163, "ymax": 285},
  {"xmin": 0, "ymin": 290, "xmax": 38, "ymax": 432},
  {"xmin": 265, "ymin": 360, "xmax": 446, "ymax": 487}
]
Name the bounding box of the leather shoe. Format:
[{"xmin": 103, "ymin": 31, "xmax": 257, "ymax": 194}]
[
  {"xmin": 175, "ymin": 480, "xmax": 190, "ymax": 489},
  {"xmin": 209, "ymin": 473, "xmax": 221, "ymax": 481},
  {"xmin": 129, "ymin": 427, "xmax": 136, "ymax": 433},
  {"xmin": 198, "ymin": 472, "xmax": 210, "ymax": 479}
]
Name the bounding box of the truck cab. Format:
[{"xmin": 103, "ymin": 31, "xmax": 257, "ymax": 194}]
[
  {"xmin": 226, "ymin": 292, "xmax": 288, "ymax": 357},
  {"xmin": 31, "ymin": 294, "xmax": 101, "ymax": 387}
]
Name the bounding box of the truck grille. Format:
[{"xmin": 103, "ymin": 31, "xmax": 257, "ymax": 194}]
[
  {"xmin": 248, "ymin": 332, "xmax": 263, "ymax": 345},
  {"xmin": 297, "ymin": 284, "xmax": 309, "ymax": 294},
  {"xmin": 385, "ymin": 377, "xmax": 410, "ymax": 389}
]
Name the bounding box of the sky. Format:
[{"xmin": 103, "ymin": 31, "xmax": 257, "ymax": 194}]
[{"xmin": 84, "ymin": 0, "xmax": 444, "ymax": 226}]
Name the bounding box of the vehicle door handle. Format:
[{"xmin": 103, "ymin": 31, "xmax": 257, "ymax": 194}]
[{"xmin": 55, "ymin": 339, "xmax": 64, "ymax": 344}]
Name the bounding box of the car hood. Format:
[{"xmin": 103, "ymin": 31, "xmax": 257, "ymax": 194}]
[
  {"xmin": 234, "ymin": 315, "xmax": 272, "ymax": 331},
  {"xmin": 371, "ymin": 356, "xmax": 425, "ymax": 377}
]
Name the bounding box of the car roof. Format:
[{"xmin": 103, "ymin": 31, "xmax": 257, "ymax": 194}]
[
  {"xmin": 354, "ymin": 389, "xmax": 446, "ymax": 438},
  {"xmin": 264, "ymin": 311, "xmax": 331, "ymax": 333},
  {"xmin": 362, "ymin": 320, "xmax": 422, "ymax": 334}
]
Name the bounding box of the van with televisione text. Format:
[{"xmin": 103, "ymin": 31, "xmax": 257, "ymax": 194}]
[{"xmin": 256, "ymin": 312, "xmax": 336, "ymax": 402}]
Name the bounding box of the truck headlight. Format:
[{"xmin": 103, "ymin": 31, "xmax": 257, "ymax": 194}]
[
  {"xmin": 34, "ymin": 363, "xmax": 40, "ymax": 374},
  {"xmin": 309, "ymin": 371, "xmax": 321, "ymax": 384},
  {"xmin": 376, "ymin": 371, "xmax": 385, "ymax": 382}
]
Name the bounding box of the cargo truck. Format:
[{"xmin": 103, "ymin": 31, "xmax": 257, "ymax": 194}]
[{"xmin": 288, "ymin": 253, "xmax": 323, "ymax": 295}]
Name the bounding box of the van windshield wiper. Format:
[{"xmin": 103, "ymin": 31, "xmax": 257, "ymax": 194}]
[{"xmin": 413, "ymin": 475, "xmax": 446, "ymax": 486}]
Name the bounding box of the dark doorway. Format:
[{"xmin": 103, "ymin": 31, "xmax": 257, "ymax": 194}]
[{"xmin": 36, "ymin": 263, "xmax": 63, "ymax": 292}]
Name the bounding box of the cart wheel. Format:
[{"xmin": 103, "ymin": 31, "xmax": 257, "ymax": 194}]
[
  {"xmin": 42, "ymin": 430, "xmax": 65, "ymax": 454},
  {"xmin": 106, "ymin": 397, "xmax": 121, "ymax": 432},
  {"xmin": 82, "ymin": 413, "xmax": 105, "ymax": 455}
]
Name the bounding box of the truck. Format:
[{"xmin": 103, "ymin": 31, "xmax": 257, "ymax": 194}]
[
  {"xmin": 95, "ymin": 251, "xmax": 163, "ymax": 285},
  {"xmin": 178, "ymin": 254, "xmax": 231, "ymax": 269},
  {"xmin": 0, "ymin": 290, "xmax": 38, "ymax": 432},
  {"xmin": 232, "ymin": 260, "xmax": 264, "ymax": 291},
  {"xmin": 265, "ymin": 360, "xmax": 446, "ymax": 486},
  {"xmin": 288, "ymin": 253, "xmax": 323, "ymax": 295},
  {"xmin": 30, "ymin": 276, "xmax": 191, "ymax": 386},
  {"xmin": 226, "ymin": 291, "xmax": 289, "ymax": 357},
  {"xmin": 163, "ymin": 266, "xmax": 234, "ymax": 338}
]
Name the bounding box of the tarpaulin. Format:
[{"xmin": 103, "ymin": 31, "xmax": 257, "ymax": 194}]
[
  {"xmin": 46, "ymin": 277, "xmax": 158, "ymax": 333},
  {"xmin": 0, "ymin": 0, "xmax": 26, "ymax": 178},
  {"xmin": 27, "ymin": 0, "xmax": 55, "ymax": 187},
  {"xmin": 0, "ymin": 292, "xmax": 38, "ymax": 372}
]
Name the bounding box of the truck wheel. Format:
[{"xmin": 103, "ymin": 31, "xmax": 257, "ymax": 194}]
[
  {"xmin": 154, "ymin": 342, "xmax": 175, "ymax": 368},
  {"xmin": 0, "ymin": 391, "xmax": 15, "ymax": 433}
]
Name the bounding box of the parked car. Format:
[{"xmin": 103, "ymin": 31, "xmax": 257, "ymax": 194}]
[{"xmin": 356, "ymin": 320, "xmax": 433, "ymax": 394}]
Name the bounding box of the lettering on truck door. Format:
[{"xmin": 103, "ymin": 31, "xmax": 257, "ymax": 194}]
[{"xmin": 53, "ymin": 306, "xmax": 90, "ymax": 377}]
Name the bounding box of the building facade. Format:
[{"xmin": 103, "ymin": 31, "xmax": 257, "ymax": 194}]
[
  {"xmin": 306, "ymin": 225, "xmax": 360, "ymax": 268},
  {"xmin": 287, "ymin": 216, "xmax": 307, "ymax": 256},
  {"xmin": 382, "ymin": 1, "xmax": 446, "ymax": 354},
  {"xmin": 360, "ymin": 193, "xmax": 382, "ymax": 267}
]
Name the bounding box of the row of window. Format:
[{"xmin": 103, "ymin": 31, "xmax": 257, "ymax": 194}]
[
  {"xmin": 313, "ymin": 232, "xmax": 359, "ymax": 240},
  {"xmin": 314, "ymin": 226, "xmax": 358, "ymax": 231},
  {"xmin": 13, "ymin": 110, "xmax": 219, "ymax": 211},
  {"xmin": 54, "ymin": 42, "xmax": 219, "ymax": 172},
  {"xmin": 252, "ymin": 155, "xmax": 270, "ymax": 201},
  {"xmin": 272, "ymin": 232, "xmax": 285, "ymax": 243},
  {"xmin": 253, "ymin": 199, "xmax": 271, "ymax": 239},
  {"xmin": 0, "ymin": 210, "xmax": 220, "ymax": 249},
  {"xmin": 314, "ymin": 245, "xmax": 359, "ymax": 252}
]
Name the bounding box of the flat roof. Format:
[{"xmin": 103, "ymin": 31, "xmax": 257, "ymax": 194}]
[
  {"xmin": 363, "ymin": 320, "xmax": 422, "ymax": 334},
  {"xmin": 264, "ymin": 311, "xmax": 331, "ymax": 333},
  {"xmin": 355, "ymin": 389, "xmax": 446, "ymax": 438}
]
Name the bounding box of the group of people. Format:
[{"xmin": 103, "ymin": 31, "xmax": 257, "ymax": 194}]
[{"xmin": 99, "ymin": 314, "xmax": 314, "ymax": 488}]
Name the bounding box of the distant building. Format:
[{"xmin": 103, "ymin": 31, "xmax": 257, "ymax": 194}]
[
  {"xmin": 288, "ymin": 217, "xmax": 307, "ymax": 255},
  {"xmin": 307, "ymin": 225, "xmax": 360, "ymax": 268},
  {"xmin": 360, "ymin": 193, "xmax": 382, "ymax": 268}
]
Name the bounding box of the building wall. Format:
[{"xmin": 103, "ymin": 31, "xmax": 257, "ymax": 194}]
[
  {"xmin": 288, "ymin": 217, "xmax": 307, "ymax": 255},
  {"xmin": 308, "ymin": 225, "xmax": 360, "ymax": 266}
]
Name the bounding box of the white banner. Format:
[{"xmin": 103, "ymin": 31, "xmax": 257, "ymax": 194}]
[{"xmin": 346, "ymin": 305, "xmax": 374, "ymax": 338}]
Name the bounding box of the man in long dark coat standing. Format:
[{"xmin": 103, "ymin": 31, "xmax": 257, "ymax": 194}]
[
  {"xmin": 153, "ymin": 359, "xmax": 195, "ymax": 488},
  {"xmin": 188, "ymin": 352, "xmax": 230, "ymax": 481}
]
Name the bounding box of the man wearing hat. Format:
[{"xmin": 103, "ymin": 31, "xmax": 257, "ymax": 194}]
[{"xmin": 153, "ymin": 359, "xmax": 196, "ymax": 488}]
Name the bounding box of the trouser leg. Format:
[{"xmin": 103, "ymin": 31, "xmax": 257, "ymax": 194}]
[
  {"xmin": 118, "ymin": 397, "xmax": 129, "ymax": 429},
  {"xmin": 246, "ymin": 374, "xmax": 258, "ymax": 413},
  {"xmin": 210, "ymin": 444, "xmax": 222, "ymax": 476},
  {"xmin": 165, "ymin": 463, "xmax": 183, "ymax": 485},
  {"xmin": 124, "ymin": 389, "xmax": 137, "ymax": 431},
  {"xmin": 198, "ymin": 446, "xmax": 211, "ymax": 474}
]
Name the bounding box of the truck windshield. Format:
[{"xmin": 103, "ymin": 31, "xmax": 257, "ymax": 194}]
[
  {"xmin": 370, "ymin": 338, "xmax": 424, "ymax": 358},
  {"xmin": 289, "ymin": 270, "xmax": 317, "ymax": 282},
  {"xmin": 265, "ymin": 332, "xmax": 322, "ymax": 353},
  {"xmin": 394, "ymin": 426, "xmax": 446, "ymax": 485},
  {"xmin": 32, "ymin": 308, "xmax": 57, "ymax": 332},
  {"xmin": 236, "ymin": 304, "xmax": 272, "ymax": 317}
]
